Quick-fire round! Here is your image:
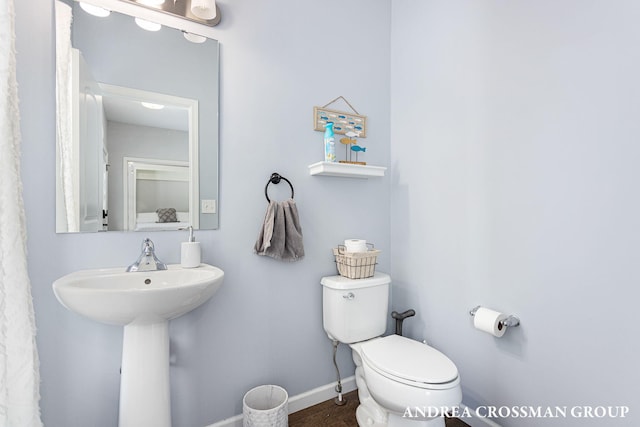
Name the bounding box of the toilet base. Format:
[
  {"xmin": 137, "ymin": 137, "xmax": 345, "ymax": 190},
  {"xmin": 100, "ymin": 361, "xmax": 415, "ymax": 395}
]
[
  {"xmin": 356, "ymin": 405, "xmax": 446, "ymax": 427},
  {"xmin": 354, "ymin": 364, "xmax": 387, "ymax": 426},
  {"xmin": 353, "ymin": 358, "xmax": 447, "ymax": 427},
  {"xmin": 388, "ymin": 413, "xmax": 445, "ymax": 427},
  {"xmin": 356, "ymin": 405, "xmax": 386, "ymax": 427}
]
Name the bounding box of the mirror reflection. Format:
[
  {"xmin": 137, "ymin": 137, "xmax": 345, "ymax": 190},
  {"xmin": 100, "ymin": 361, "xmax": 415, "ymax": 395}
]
[{"xmin": 55, "ymin": 0, "xmax": 219, "ymax": 233}]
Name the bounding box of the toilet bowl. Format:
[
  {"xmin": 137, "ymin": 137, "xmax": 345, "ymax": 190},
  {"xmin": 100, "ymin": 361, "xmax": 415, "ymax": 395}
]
[
  {"xmin": 355, "ymin": 335, "xmax": 461, "ymax": 426},
  {"xmin": 321, "ymin": 273, "xmax": 462, "ymax": 427}
]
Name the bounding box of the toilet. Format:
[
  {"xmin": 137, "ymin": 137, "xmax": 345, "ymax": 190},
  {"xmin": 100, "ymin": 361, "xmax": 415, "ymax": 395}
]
[{"xmin": 321, "ymin": 272, "xmax": 462, "ymax": 427}]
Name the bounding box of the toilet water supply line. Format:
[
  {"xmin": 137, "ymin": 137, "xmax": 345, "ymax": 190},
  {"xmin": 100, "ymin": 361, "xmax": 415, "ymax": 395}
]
[{"xmin": 332, "ymin": 340, "xmax": 347, "ymax": 406}]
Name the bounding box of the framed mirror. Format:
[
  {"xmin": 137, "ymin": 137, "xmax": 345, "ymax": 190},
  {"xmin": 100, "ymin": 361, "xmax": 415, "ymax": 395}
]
[{"xmin": 55, "ymin": 0, "xmax": 219, "ymax": 233}]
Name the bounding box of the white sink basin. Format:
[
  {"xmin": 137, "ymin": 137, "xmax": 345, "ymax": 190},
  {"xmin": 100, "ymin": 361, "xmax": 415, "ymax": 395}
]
[
  {"xmin": 53, "ymin": 263, "xmax": 224, "ymax": 427},
  {"xmin": 53, "ymin": 264, "xmax": 224, "ymax": 325}
]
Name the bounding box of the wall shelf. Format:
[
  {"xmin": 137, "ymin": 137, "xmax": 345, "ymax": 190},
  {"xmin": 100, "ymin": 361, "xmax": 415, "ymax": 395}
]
[{"xmin": 308, "ymin": 161, "xmax": 386, "ymax": 178}]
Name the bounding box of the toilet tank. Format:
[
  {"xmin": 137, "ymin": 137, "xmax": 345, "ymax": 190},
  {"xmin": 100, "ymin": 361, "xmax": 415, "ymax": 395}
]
[{"xmin": 321, "ymin": 272, "xmax": 391, "ymax": 344}]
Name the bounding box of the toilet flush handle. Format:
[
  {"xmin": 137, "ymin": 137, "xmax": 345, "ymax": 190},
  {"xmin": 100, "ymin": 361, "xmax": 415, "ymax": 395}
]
[
  {"xmin": 343, "ymin": 292, "xmax": 355, "ymax": 300},
  {"xmin": 391, "ymin": 309, "xmax": 416, "ymax": 336}
]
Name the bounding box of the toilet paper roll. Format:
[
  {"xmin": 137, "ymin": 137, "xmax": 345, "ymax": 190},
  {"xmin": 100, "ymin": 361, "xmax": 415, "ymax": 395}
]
[
  {"xmin": 344, "ymin": 239, "xmax": 367, "ymax": 253},
  {"xmin": 473, "ymin": 307, "xmax": 509, "ymax": 337}
]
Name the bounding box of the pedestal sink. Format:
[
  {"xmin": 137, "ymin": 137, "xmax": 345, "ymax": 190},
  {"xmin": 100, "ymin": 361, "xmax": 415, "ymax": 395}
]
[{"xmin": 53, "ymin": 264, "xmax": 224, "ymax": 427}]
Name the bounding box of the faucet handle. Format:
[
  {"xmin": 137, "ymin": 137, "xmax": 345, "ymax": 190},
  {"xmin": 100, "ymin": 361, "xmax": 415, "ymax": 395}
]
[{"xmin": 142, "ymin": 238, "xmax": 155, "ymax": 253}]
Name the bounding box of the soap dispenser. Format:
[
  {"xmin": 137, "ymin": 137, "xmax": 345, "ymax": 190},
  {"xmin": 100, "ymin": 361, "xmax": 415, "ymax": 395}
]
[{"xmin": 181, "ymin": 226, "xmax": 201, "ymax": 268}]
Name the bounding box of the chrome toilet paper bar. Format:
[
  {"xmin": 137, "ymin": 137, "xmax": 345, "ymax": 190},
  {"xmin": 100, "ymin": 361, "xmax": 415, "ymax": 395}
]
[{"xmin": 469, "ymin": 305, "xmax": 520, "ymax": 328}]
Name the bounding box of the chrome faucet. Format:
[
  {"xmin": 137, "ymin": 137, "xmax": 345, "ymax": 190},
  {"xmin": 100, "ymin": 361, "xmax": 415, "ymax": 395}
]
[{"xmin": 126, "ymin": 238, "xmax": 168, "ymax": 272}]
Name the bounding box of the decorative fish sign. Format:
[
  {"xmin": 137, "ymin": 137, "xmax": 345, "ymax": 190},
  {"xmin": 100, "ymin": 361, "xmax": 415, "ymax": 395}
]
[{"xmin": 351, "ymin": 145, "xmax": 366, "ymax": 152}]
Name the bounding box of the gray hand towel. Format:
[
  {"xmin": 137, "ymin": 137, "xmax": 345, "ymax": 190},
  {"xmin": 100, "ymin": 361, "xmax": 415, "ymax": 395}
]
[{"xmin": 254, "ymin": 199, "xmax": 305, "ymax": 261}]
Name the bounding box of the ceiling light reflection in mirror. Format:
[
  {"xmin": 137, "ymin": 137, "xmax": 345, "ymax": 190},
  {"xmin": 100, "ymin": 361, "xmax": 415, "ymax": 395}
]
[{"xmin": 79, "ymin": 2, "xmax": 110, "ymax": 17}]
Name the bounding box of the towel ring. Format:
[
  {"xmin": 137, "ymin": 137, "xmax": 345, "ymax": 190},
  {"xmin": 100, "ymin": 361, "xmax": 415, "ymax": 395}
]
[{"xmin": 265, "ymin": 172, "xmax": 294, "ymax": 202}]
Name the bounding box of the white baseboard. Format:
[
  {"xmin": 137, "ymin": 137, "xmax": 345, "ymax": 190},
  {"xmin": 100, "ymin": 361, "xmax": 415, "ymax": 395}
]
[
  {"xmin": 459, "ymin": 404, "xmax": 502, "ymax": 427},
  {"xmin": 206, "ymin": 376, "xmax": 357, "ymax": 427},
  {"xmin": 205, "ymin": 380, "xmax": 500, "ymax": 427}
]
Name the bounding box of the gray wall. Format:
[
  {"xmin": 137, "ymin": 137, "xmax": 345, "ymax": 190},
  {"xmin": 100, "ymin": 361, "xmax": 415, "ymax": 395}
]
[
  {"xmin": 16, "ymin": 1, "xmax": 390, "ymax": 426},
  {"xmin": 390, "ymin": 1, "xmax": 640, "ymax": 426}
]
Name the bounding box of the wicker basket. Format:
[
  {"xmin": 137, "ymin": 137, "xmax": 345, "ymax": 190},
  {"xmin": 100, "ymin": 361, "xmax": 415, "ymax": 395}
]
[{"xmin": 333, "ymin": 246, "xmax": 381, "ymax": 279}]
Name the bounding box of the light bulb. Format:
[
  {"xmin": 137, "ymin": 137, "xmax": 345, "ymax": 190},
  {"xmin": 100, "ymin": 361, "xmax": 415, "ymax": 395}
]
[{"xmin": 190, "ymin": 0, "xmax": 216, "ymax": 20}]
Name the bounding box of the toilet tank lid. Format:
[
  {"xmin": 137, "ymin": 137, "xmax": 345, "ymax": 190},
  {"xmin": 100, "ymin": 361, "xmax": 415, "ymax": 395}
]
[{"xmin": 321, "ymin": 272, "xmax": 390, "ymax": 290}]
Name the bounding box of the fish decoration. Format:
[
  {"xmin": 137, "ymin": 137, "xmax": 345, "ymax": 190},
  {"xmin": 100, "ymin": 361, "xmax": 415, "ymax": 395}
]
[
  {"xmin": 333, "ymin": 131, "xmax": 364, "ymax": 163},
  {"xmin": 313, "ymin": 106, "xmax": 367, "ymax": 136},
  {"xmin": 340, "ymin": 137, "xmax": 357, "ymax": 160},
  {"xmin": 350, "ymin": 144, "xmax": 366, "ymax": 163}
]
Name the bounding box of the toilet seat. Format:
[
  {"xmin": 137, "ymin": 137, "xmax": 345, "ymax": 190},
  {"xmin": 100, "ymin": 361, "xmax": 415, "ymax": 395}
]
[{"xmin": 361, "ymin": 335, "xmax": 459, "ymax": 390}]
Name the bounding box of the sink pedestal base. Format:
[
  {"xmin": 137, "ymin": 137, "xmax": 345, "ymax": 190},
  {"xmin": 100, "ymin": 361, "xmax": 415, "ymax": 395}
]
[{"xmin": 119, "ymin": 321, "xmax": 171, "ymax": 427}]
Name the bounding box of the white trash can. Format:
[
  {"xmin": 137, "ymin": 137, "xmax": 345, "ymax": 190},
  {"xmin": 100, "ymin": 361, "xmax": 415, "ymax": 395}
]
[{"xmin": 243, "ymin": 385, "xmax": 288, "ymax": 427}]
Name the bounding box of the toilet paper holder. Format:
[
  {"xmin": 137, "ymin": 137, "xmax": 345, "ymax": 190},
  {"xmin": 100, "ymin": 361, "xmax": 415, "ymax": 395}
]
[{"xmin": 469, "ymin": 305, "xmax": 520, "ymax": 328}]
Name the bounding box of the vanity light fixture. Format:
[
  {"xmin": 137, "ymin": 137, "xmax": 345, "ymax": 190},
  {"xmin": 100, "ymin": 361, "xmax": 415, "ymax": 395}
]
[
  {"xmin": 79, "ymin": 2, "xmax": 111, "ymax": 17},
  {"xmin": 121, "ymin": 0, "xmax": 221, "ymax": 27},
  {"xmin": 135, "ymin": 17, "xmax": 162, "ymax": 31},
  {"xmin": 137, "ymin": 0, "xmax": 166, "ymax": 5}
]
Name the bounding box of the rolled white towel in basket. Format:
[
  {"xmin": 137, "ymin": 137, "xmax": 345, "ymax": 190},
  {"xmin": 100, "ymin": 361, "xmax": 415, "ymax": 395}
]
[{"xmin": 254, "ymin": 199, "xmax": 305, "ymax": 262}]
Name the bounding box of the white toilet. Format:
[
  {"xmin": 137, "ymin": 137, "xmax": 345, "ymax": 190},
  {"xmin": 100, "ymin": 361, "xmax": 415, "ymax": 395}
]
[{"xmin": 321, "ymin": 272, "xmax": 462, "ymax": 427}]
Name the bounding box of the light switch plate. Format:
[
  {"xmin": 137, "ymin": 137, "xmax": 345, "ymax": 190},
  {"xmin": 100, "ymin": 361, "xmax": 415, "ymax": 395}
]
[{"xmin": 201, "ymin": 199, "xmax": 216, "ymax": 214}]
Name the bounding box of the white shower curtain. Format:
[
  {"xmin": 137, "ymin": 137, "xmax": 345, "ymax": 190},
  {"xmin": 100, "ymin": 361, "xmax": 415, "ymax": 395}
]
[{"xmin": 0, "ymin": 0, "xmax": 43, "ymax": 425}]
